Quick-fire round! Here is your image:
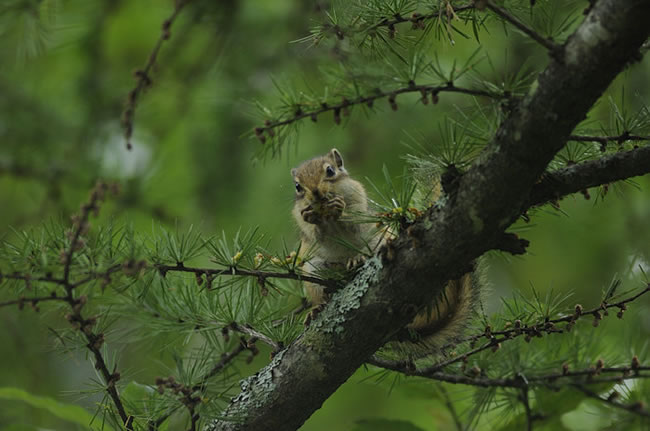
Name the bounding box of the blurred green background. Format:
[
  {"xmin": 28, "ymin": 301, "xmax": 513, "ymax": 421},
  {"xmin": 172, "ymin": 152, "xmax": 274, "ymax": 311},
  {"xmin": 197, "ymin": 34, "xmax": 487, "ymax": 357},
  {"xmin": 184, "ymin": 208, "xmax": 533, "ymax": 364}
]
[{"xmin": 1, "ymin": 0, "xmax": 649, "ymax": 430}]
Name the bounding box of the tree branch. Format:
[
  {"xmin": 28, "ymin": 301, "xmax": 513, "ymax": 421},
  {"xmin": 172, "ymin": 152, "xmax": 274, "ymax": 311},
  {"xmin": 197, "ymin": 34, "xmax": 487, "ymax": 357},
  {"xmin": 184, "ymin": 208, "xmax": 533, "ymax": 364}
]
[
  {"xmin": 367, "ymin": 358, "xmax": 650, "ymax": 389},
  {"xmin": 526, "ymin": 145, "xmax": 650, "ymax": 209},
  {"xmin": 573, "ymin": 385, "xmax": 650, "ymax": 418},
  {"xmin": 569, "ymin": 133, "xmax": 650, "ymax": 146},
  {"xmin": 207, "ymin": 1, "xmax": 650, "ymax": 429},
  {"xmin": 254, "ymin": 83, "xmax": 506, "ymax": 142},
  {"xmin": 154, "ymin": 263, "xmax": 340, "ymax": 291},
  {"xmin": 486, "ymin": 1, "xmax": 560, "ymax": 53},
  {"xmin": 122, "ymin": 0, "xmax": 193, "ymax": 150}
]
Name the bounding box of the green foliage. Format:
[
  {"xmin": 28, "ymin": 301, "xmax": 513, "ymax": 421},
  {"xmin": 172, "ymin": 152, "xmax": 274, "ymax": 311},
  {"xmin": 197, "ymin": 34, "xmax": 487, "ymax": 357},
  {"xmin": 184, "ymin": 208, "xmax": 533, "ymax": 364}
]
[
  {"xmin": 0, "ymin": 386, "xmax": 105, "ymax": 430},
  {"xmin": 1, "ymin": 0, "xmax": 649, "ymax": 430}
]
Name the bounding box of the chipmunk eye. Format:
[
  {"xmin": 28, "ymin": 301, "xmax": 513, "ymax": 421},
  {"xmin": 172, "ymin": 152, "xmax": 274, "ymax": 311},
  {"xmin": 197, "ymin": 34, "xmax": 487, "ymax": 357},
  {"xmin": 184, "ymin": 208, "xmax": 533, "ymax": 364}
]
[
  {"xmin": 326, "ymin": 166, "xmax": 335, "ymax": 177},
  {"xmin": 295, "ymin": 182, "xmax": 303, "ymax": 192}
]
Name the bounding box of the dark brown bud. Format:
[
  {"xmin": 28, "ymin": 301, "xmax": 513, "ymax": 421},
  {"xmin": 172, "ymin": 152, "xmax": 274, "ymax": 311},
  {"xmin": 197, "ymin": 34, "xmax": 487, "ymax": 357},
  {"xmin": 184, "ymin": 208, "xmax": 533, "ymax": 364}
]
[
  {"xmin": 574, "ymin": 304, "xmax": 583, "ymax": 316},
  {"xmin": 388, "ymin": 94, "xmax": 397, "ymax": 111}
]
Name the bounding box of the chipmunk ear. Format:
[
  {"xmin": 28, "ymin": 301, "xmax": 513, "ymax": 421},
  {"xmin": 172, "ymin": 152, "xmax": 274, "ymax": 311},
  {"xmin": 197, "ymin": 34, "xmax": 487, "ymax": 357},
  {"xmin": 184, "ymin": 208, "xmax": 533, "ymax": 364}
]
[
  {"xmin": 329, "ymin": 148, "xmax": 344, "ymax": 168},
  {"xmin": 291, "ymin": 168, "xmax": 297, "ymax": 178}
]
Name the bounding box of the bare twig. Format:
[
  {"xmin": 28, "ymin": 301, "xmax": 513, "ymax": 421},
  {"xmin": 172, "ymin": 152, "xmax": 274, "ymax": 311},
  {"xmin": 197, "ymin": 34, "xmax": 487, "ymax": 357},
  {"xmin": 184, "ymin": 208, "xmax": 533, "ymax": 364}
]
[{"xmin": 122, "ymin": 0, "xmax": 193, "ymax": 150}]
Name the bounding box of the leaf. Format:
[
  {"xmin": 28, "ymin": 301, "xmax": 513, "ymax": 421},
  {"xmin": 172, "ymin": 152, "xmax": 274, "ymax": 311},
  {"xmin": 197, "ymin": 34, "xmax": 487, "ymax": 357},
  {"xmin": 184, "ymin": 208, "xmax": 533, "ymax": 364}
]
[
  {"xmin": 352, "ymin": 418, "xmax": 427, "ymax": 431},
  {"xmin": 0, "ymin": 386, "xmax": 111, "ymax": 430}
]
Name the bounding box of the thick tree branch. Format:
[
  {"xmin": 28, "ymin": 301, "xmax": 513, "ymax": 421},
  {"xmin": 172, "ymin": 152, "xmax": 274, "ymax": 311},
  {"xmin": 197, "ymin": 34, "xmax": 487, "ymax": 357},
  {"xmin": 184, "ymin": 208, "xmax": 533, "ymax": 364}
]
[{"xmin": 207, "ymin": 1, "xmax": 650, "ymax": 429}]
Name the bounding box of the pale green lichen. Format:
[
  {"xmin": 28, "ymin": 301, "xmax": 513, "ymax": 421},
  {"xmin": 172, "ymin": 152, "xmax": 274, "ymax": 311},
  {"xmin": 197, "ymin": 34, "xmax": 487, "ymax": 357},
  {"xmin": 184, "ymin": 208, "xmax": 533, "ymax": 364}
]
[
  {"xmin": 206, "ymin": 349, "xmax": 287, "ymax": 429},
  {"xmin": 312, "ymin": 255, "xmax": 382, "ymax": 334}
]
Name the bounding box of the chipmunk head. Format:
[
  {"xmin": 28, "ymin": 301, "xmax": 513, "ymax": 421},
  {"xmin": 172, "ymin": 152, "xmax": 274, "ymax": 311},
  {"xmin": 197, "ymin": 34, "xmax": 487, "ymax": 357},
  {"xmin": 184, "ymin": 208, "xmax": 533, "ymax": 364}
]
[{"xmin": 291, "ymin": 148, "xmax": 348, "ymax": 206}]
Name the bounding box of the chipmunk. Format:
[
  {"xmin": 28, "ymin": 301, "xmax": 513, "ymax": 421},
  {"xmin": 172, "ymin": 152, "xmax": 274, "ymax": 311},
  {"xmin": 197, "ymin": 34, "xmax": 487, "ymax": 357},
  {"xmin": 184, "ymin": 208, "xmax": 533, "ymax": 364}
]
[{"xmin": 291, "ymin": 148, "xmax": 478, "ymax": 357}]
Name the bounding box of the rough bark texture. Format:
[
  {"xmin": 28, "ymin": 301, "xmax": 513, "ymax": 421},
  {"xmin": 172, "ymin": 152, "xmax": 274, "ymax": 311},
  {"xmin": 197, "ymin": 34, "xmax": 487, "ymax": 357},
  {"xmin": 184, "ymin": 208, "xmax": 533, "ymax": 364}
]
[{"xmin": 207, "ymin": 1, "xmax": 650, "ymax": 429}]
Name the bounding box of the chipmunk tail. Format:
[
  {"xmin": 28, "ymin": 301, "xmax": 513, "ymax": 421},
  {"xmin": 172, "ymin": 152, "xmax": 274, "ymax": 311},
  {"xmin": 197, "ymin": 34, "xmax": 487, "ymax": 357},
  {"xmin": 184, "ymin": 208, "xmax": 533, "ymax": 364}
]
[{"xmin": 383, "ymin": 261, "xmax": 484, "ymax": 359}]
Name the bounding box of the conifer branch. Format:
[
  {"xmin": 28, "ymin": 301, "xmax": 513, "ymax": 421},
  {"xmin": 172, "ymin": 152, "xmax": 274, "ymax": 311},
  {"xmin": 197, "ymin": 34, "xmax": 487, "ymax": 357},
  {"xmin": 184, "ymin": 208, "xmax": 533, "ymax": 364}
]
[
  {"xmin": 569, "ymin": 133, "xmax": 650, "ymax": 146},
  {"xmin": 434, "ymin": 285, "xmax": 650, "ymax": 361},
  {"xmin": 486, "ymin": 0, "xmax": 560, "ymax": 53},
  {"xmin": 208, "ymin": 1, "xmax": 650, "ymax": 428},
  {"xmin": 154, "ymin": 263, "xmax": 340, "ymax": 290},
  {"xmin": 59, "ymin": 185, "xmax": 133, "ymax": 429},
  {"xmin": 253, "ymin": 83, "xmax": 506, "ymax": 142},
  {"xmin": 0, "ymin": 294, "xmax": 65, "ymax": 309},
  {"xmin": 520, "ymin": 387, "xmax": 534, "ymax": 431},
  {"xmin": 2, "ymin": 273, "xmax": 66, "ymax": 286},
  {"xmin": 122, "ymin": 0, "xmax": 193, "ymax": 150},
  {"xmin": 362, "ymin": 4, "xmax": 476, "ymax": 33},
  {"xmin": 150, "ymin": 340, "xmax": 249, "ymax": 431},
  {"xmin": 573, "ymin": 385, "xmax": 650, "ymax": 418},
  {"xmin": 367, "ymin": 358, "xmax": 650, "ymax": 389}
]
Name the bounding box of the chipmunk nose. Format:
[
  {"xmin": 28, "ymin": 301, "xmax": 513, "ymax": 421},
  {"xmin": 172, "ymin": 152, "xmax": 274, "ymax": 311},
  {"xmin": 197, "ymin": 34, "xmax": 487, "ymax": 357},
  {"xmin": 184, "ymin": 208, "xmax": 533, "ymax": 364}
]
[{"xmin": 312, "ymin": 188, "xmax": 322, "ymax": 200}]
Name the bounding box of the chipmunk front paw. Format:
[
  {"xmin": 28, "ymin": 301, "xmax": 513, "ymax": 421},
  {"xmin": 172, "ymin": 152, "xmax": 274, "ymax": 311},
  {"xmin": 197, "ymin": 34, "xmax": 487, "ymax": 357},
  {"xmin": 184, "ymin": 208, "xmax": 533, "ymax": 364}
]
[
  {"xmin": 301, "ymin": 206, "xmax": 321, "ymax": 224},
  {"xmin": 346, "ymin": 255, "xmax": 366, "ymax": 270},
  {"xmin": 324, "ymin": 196, "xmax": 345, "ymax": 220}
]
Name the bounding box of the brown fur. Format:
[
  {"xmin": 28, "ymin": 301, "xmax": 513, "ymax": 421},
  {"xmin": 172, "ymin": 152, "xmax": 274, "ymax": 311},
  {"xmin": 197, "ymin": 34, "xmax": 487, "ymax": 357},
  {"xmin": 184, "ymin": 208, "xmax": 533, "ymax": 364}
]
[{"xmin": 292, "ymin": 149, "xmax": 478, "ymax": 357}]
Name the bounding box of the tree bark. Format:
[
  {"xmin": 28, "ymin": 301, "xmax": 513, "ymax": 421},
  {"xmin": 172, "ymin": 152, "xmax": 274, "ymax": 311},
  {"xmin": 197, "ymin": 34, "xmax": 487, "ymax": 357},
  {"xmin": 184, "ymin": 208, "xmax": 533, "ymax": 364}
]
[{"xmin": 207, "ymin": 1, "xmax": 650, "ymax": 429}]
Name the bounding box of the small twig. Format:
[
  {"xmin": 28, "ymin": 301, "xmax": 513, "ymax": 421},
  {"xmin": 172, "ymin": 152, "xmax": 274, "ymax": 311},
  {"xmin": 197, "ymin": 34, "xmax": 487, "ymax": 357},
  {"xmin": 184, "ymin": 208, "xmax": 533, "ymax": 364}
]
[
  {"xmin": 368, "ymin": 358, "xmax": 650, "ymax": 388},
  {"xmin": 2, "ymin": 273, "xmax": 65, "ymax": 286},
  {"xmin": 151, "ymin": 341, "xmax": 248, "ymax": 431},
  {"xmin": 230, "ymin": 322, "xmax": 282, "ymax": 353},
  {"xmin": 254, "ymin": 82, "xmax": 507, "ymax": 140},
  {"xmin": 486, "ymin": 1, "xmax": 560, "ymax": 53},
  {"xmin": 122, "ymin": 0, "xmax": 193, "ymax": 150},
  {"xmin": 371, "ymin": 287, "xmax": 650, "ymax": 378},
  {"xmin": 569, "ymin": 133, "xmax": 650, "ymax": 145},
  {"xmin": 58, "ymin": 183, "xmax": 133, "ymax": 430},
  {"xmin": 0, "ymin": 294, "xmax": 65, "ymax": 309},
  {"xmin": 194, "ymin": 341, "xmax": 248, "ymax": 391},
  {"xmin": 442, "ymin": 285, "xmax": 650, "ymax": 353},
  {"xmin": 573, "ymin": 385, "xmax": 650, "ymax": 418},
  {"xmin": 71, "ymin": 264, "xmax": 124, "ymax": 289},
  {"xmin": 62, "ymin": 183, "xmax": 108, "ymax": 284},
  {"xmin": 520, "ymin": 387, "xmax": 533, "ymax": 431},
  {"xmin": 363, "ymin": 4, "xmax": 476, "ymax": 33},
  {"xmin": 154, "ymin": 263, "xmax": 340, "ymax": 290},
  {"xmin": 438, "ymin": 384, "xmax": 463, "ymax": 431}
]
